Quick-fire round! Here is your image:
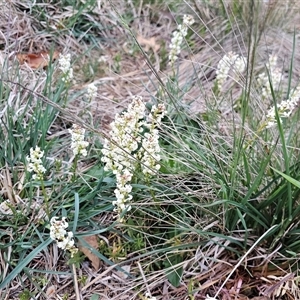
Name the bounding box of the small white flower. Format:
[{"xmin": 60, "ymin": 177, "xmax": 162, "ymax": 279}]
[
  {"xmin": 50, "ymin": 217, "xmax": 78, "ymax": 257},
  {"xmin": 58, "ymin": 54, "xmax": 71, "ymax": 71},
  {"xmin": 87, "ymin": 83, "xmax": 97, "ymax": 101},
  {"xmin": 169, "ymin": 15, "xmax": 194, "ymax": 65},
  {"xmin": 216, "ymin": 51, "xmax": 246, "ymax": 90},
  {"xmin": 101, "ymin": 97, "xmax": 165, "ymax": 219},
  {"xmin": 183, "ymin": 14, "xmax": 195, "ymax": 27},
  {"xmin": 137, "ymin": 104, "xmax": 166, "ymax": 176},
  {"xmin": 58, "ymin": 53, "xmax": 73, "ymax": 83},
  {"xmin": 145, "ymin": 292, "xmax": 157, "ymax": 300},
  {"xmin": 266, "ymin": 87, "xmax": 300, "ymax": 128},
  {"xmin": 69, "ymin": 124, "xmax": 89, "ymax": 157},
  {"xmin": 26, "ymin": 146, "xmax": 46, "ymax": 180},
  {"xmin": 98, "ymin": 55, "xmax": 108, "ymax": 63},
  {"xmin": 205, "ymin": 296, "xmax": 218, "ymax": 300}
]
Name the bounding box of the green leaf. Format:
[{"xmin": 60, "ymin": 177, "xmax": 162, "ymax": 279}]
[
  {"xmin": 271, "ymin": 167, "xmax": 300, "ymax": 188},
  {"xmin": 164, "ymin": 254, "xmax": 183, "ymax": 287},
  {"xmin": 90, "ymin": 295, "xmax": 99, "ymax": 300},
  {"xmin": 73, "ymin": 192, "xmax": 80, "ymax": 233},
  {"xmin": 19, "ymin": 290, "xmax": 31, "ymax": 300},
  {"xmin": 0, "ymin": 238, "xmax": 52, "ymax": 289}
]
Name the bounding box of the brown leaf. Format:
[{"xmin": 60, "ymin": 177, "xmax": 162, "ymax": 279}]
[
  {"xmin": 16, "ymin": 50, "xmax": 60, "ymax": 69},
  {"xmin": 79, "ymin": 235, "xmax": 101, "ymax": 270},
  {"xmin": 137, "ymin": 35, "xmax": 160, "ymax": 53},
  {"xmin": 46, "ymin": 285, "xmax": 57, "ymax": 299}
]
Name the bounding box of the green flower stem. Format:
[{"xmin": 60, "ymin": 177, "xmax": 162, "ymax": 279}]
[
  {"xmin": 39, "ymin": 176, "xmax": 49, "ymax": 218},
  {"xmin": 71, "ymin": 155, "xmax": 79, "ymax": 182}
]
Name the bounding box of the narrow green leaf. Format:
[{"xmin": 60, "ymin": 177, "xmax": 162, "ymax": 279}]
[
  {"xmin": 165, "ymin": 254, "xmax": 183, "ymax": 287},
  {"xmin": 0, "ymin": 238, "xmax": 52, "ymax": 289},
  {"xmin": 73, "ymin": 193, "xmax": 80, "ymax": 233},
  {"xmin": 167, "ymin": 266, "xmax": 183, "ymax": 287},
  {"xmin": 271, "ymin": 167, "xmax": 300, "ymax": 188}
]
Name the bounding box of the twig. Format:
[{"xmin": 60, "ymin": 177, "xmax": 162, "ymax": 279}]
[
  {"xmin": 81, "ymin": 264, "xmax": 118, "ymax": 292},
  {"xmin": 214, "ymin": 224, "xmax": 279, "ymax": 298},
  {"xmin": 72, "ymin": 264, "xmax": 80, "ymax": 300}
]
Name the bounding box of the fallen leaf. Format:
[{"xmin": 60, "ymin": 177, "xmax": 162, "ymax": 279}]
[
  {"xmin": 46, "ymin": 285, "xmax": 57, "ymax": 299},
  {"xmin": 137, "ymin": 35, "xmax": 160, "ymax": 53},
  {"xmin": 16, "ymin": 50, "xmax": 60, "ymax": 69},
  {"xmin": 115, "ymin": 264, "xmax": 131, "ymax": 280},
  {"xmin": 79, "ymin": 235, "xmax": 101, "ymax": 270}
]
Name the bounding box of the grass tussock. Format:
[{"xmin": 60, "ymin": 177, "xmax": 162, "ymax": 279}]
[{"xmin": 2, "ymin": 0, "xmax": 300, "ymax": 300}]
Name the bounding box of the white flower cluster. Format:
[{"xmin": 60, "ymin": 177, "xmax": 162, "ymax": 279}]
[
  {"xmin": 50, "ymin": 217, "xmax": 78, "ymax": 257},
  {"xmin": 98, "ymin": 55, "xmax": 108, "ymax": 63},
  {"xmin": 58, "ymin": 53, "xmax": 73, "ymax": 83},
  {"xmin": 257, "ymin": 54, "xmax": 281, "ymax": 100},
  {"xmin": 266, "ymin": 86, "xmax": 300, "ymax": 128},
  {"xmin": 169, "ymin": 14, "xmax": 195, "ymax": 65},
  {"xmin": 138, "ymin": 104, "xmax": 166, "ymax": 175},
  {"xmin": 101, "ymin": 96, "xmax": 166, "ymax": 219},
  {"xmin": 216, "ymin": 51, "xmax": 246, "ymax": 90},
  {"xmin": 87, "ymin": 83, "xmax": 97, "ymax": 101},
  {"xmin": 26, "ymin": 146, "xmax": 46, "ymax": 180},
  {"xmin": 69, "ymin": 124, "xmax": 89, "ymax": 157},
  {"xmin": 145, "ymin": 292, "xmax": 156, "ymax": 300}
]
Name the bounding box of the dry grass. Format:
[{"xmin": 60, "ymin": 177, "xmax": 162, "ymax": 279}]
[{"xmin": 2, "ymin": 0, "xmax": 300, "ymax": 299}]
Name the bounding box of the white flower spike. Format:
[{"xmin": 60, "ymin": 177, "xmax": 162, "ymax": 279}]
[
  {"xmin": 26, "ymin": 146, "xmax": 46, "ymax": 180},
  {"xmin": 216, "ymin": 51, "xmax": 246, "ymax": 91},
  {"xmin": 69, "ymin": 124, "xmax": 89, "ymax": 157},
  {"xmin": 266, "ymin": 86, "xmax": 300, "ymax": 128},
  {"xmin": 87, "ymin": 83, "xmax": 97, "ymax": 101},
  {"xmin": 50, "ymin": 217, "xmax": 78, "ymax": 257},
  {"xmin": 101, "ymin": 96, "xmax": 166, "ymax": 220},
  {"xmin": 169, "ymin": 15, "xmax": 195, "ymax": 65},
  {"xmin": 58, "ymin": 53, "xmax": 73, "ymax": 83}
]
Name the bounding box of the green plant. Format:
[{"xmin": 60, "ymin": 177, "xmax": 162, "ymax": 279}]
[{"xmin": 2, "ymin": 1, "xmax": 300, "ymax": 299}]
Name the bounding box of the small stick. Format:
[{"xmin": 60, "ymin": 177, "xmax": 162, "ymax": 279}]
[{"xmin": 72, "ymin": 263, "xmax": 80, "ymax": 300}]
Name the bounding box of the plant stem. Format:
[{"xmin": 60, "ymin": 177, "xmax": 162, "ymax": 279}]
[{"xmin": 72, "ymin": 263, "xmax": 80, "ymax": 300}]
